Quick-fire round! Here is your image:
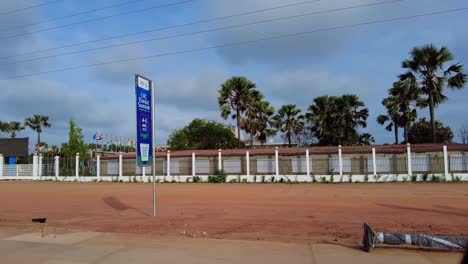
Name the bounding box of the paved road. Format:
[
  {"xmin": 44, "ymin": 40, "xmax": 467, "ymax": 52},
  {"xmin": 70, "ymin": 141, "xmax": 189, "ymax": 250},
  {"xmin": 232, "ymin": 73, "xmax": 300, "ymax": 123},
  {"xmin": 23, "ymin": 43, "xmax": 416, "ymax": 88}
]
[{"xmin": 0, "ymin": 227, "xmax": 463, "ymax": 264}]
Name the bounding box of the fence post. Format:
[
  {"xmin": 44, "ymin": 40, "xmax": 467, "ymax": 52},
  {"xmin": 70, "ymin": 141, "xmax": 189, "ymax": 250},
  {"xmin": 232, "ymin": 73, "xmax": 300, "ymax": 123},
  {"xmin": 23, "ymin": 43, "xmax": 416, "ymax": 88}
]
[
  {"xmin": 38, "ymin": 154, "xmax": 43, "ymax": 177},
  {"xmin": 372, "ymin": 148, "xmax": 377, "ymax": 176},
  {"xmin": 192, "ymin": 152, "xmax": 196, "ymax": 176},
  {"xmin": 0, "ymin": 154, "xmax": 3, "ymax": 178},
  {"xmin": 306, "ymin": 149, "xmax": 310, "ymax": 178},
  {"xmin": 167, "ymin": 150, "xmax": 171, "ymax": 177},
  {"xmin": 32, "ymin": 155, "xmax": 38, "ymax": 179},
  {"xmin": 407, "ymin": 143, "xmax": 412, "ymax": 179},
  {"xmin": 275, "ymin": 147, "xmax": 279, "ymax": 177},
  {"xmin": 54, "ymin": 156, "xmax": 59, "ymax": 178},
  {"xmin": 338, "ymin": 145, "xmax": 343, "ymax": 177},
  {"xmin": 96, "ymin": 155, "xmax": 101, "ymax": 181},
  {"xmin": 443, "ymin": 145, "xmax": 451, "ymax": 181},
  {"xmin": 118, "ymin": 152, "xmax": 123, "ymax": 180},
  {"xmin": 246, "ymin": 151, "xmax": 250, "ymax": 177},
  {"xmin": 75, "ymin": 153, "xmax": 80, "ymax": 180},
  {"xmin": 218, "ymin": 149, "xmax": 222, "ymax": 171}
]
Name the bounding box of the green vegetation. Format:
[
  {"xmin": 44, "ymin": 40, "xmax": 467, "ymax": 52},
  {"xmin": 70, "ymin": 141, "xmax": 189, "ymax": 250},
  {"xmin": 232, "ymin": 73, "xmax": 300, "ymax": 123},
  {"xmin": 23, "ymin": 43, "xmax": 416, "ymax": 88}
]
[
  {"xmin": 273, "ymin": 104, "xmax": 305, "ymax": 147},
  {"xmin": 208, "ymin": 169, "xmax": 227, "ymax": 183},
  {"xmin": 24, "ymin": 115, "xmax": 51, "ymax": 146},
  {"xmin": 408, "ymin": 118, "xmax": 454, "ymax": 144}
]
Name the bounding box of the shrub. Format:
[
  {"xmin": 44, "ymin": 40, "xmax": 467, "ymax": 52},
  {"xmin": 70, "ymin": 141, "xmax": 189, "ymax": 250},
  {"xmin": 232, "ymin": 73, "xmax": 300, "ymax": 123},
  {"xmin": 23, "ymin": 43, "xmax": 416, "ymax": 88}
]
[
  {"xmin": 132, "ymin": 176, "xmax": 138, "ymax": 183},
  {"xmin": 364, "ymin": 175, "xmax": 369, "ymax": 183},
  {"xmin": 411, "ymin": 175, "xmax": 417, "ymax": 182},
  {"xmin": 242, "ymin": 178, "xmax": 248, "ymax": 183},
  {"xmin": 278, "ymin": 178, "xmax": 285, "ymax": 183},
  {"xmin": 208, "ymin": 169, "xmax": 227, "ymax": 183},
  {"xmin": 192, "ymin": 176, "xmax": 202, "ymax": 183},
  {"xmin": 422, "ymin": 173, "xmax": 429, "ymax": 182},
  {"xmin": 431, "ymin": 175, "xmax": 444, "ymax": 183},
  {"xmin": 229, "ymin": 179, "xmax": 238, "ymax": 183},
  {"xmin": 261, "ymin": 176, "xmax": 265, "ymax": 183}
]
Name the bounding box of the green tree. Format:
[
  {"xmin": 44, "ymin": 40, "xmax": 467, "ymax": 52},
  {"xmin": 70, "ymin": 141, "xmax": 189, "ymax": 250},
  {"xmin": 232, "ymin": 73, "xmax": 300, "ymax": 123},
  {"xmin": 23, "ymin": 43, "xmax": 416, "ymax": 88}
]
[
  {"xmin": 167, "ymin": 119, "xmax": 239, "ymax": 150},
  {"xmin": 24, "ymin": 115, "xmax": 51, "ymax": 146},
  {"xmin": 377, "ymin": 96, "xmax": 400, "ymax": 144},
  {"xmin": 358, "ymin": 133, "xmax": 375, "ymax": 145},
  {"xmin": 0, "ymin": 121, "xmax": 8, "ymax": 134},
  {"xmin": 400, "ymin": 44, "xmax": 467, "ymax": 143},
  {"xmin": 3, "ymin": 121, "xmax": 25, "ymax": 138},
  {"xmin": 61, "ymin": 120, "xmax": 88, "ymax": 157},
  {"xmin": 307, "ymin": 95, "xmax": 368, "ymax": 146},
  {"xmin": 408, "ymin": 118, "xmax": 454, "ymax": 144},
  {"xmin": 244, "ymin": 99, "xmax": 276, "ymax": 147},
  {"xmin": 273, "ymin": 104, "xmax": 304, "ymax": 147},
  {"xmin": 218, "ymin": 77, "xmax": 258, "ymax": 147}
]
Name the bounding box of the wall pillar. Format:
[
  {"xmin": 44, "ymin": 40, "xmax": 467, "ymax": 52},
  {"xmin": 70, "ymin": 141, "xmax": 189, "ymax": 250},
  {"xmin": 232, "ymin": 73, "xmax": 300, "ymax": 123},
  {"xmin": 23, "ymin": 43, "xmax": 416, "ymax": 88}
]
[
  {"xmin": 192, "ymin": 152, "xmax": 196, "ymax": 176},
  {"xmin": 38, "ymin": 154, "xmax": 43, "ymax": 177},
  {"xmin": 443, "ymin": 145, "xmax": 451, "ymax": 181},
  {"xmin": 118, "ymin": 152, "xmax": 123, "ymax": 180},
  {"xmin": 218, "ymin": 149, "xmax": 222, "ymax": 171},
  {"xmin": 32, "ymin": 155, "xmax": 38, "ymax": 179},
  {"xmin": 338, "ymin": 145, "xmax": 343, "ymax": 177},
  {"xmin": 96, "ymin": 155, "xmax": 101, "ymax": 181},
  {"xmin": 75, "ymin": 153, "xmax": 80, "ymax": 180},
  {"xmin": 167, "ymin": 150, "xmax": 171, "ymax": 177},
  {"xmin": 246, "ymin": 151, "xmax": 250, "ymax": 177},
  {"xmin": 54, "ymin": 156, "xmax": 59, "ymax": 178},
  {"xmin": 306, "ymin": 149, "xmax": 310, "ymax": 178},
  {"xmin": 0, "ymin": 154, "xmax": 3, "ymax": 178},
  {"xmin": 407, "ymin": 143, "xmax": 412, "ymax": 179},
  {"xmin": 372, "ymin": 148, "xmax": 377, "ymax": 176},
  {"xmin": 275, "ymin": 147, "xmax": 279, "ymax": 177}
]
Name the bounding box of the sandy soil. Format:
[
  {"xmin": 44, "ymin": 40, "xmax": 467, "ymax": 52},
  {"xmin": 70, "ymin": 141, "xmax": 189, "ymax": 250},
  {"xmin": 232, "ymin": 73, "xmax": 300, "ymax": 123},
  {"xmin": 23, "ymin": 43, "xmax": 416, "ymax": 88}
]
[{"xmin": 0, "ymin": 182, "xmax": 467, "ymax": 246}]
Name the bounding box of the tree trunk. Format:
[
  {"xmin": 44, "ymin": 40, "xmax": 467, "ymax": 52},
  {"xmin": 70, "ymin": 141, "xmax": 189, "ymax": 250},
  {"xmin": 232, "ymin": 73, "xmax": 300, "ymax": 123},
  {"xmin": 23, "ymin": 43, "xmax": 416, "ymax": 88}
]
[
  {"xmin": 394, "ymin": 123, "xmax": 399, "ymax": 144},
  {"xmin": 37, "ymin": 132, "xmax": 41, "ymax": 146},
  {"xmin": 250, "ymin": 133, "xmax": 254, "ymax": 148},
  {"xmin": 288, "ymin": 132, "xmax": 292, "ymax": 147},
  {"xmin": 405, "ymin": 124, "xmax": 409, "ymax": 144},
  {"xmin": 236, "ymin": 108, "xmax": 241, "ymax": 148},
  {"xmin": 429, "ymin": 93, "xmax": 436, "ymax": 143}
]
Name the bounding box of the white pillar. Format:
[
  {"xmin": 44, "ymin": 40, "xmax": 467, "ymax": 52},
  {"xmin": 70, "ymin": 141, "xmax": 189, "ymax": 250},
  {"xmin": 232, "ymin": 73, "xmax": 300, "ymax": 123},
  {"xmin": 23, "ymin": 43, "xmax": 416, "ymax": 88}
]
[
  {"xmin": 54, "ymin": 156, "xmax": 59, "ymax": 178},
  {"xmin": 218, "ymin": 149, "xmax": 222, "ymax": 171},
  {"xmin": 32, "ymin": 155, "xmax": 38, "ymax": 179},
  {"xmin": 192, "ymin": 152, "xmax": 196, "ymax": 176},
  {"xmin": 0, "ymin": 154, "xmax": 3, "ymax": 178},
  {"xmin": 246, "ymin": 151, "xmax": 250, "ymax": 177},
  {"xmin": 338, "ymin": 145, "xmax": 343, "ymax": 177},
  {"xmin": 306, "ymin": 149, "xmax": 310, "ymax": 177},
  {"xmin": 142, "ymin": 167, "xmax": 146, "ymax": 177},
  {"xmin": 166, "ymin": 150, "xmax": 171, "ymax": 177},
  {"xmin": 75, "ymin": 153, "xmax": 80, "ymax": 180},
  {"xmin": 407, "ymin": 143, "xmax": 412, "ymax": 178},
  {"xmin": 118, "ymin": 152, "xmax": 123, "ymax": 179},
  {"xmin": 443, "ymin": 145, "xmax": 451, "ymax": 181},
  {"xmin": 96, "ymin": 155, "xmax": 101, "ymax": 181},
  {"xmin": 275, "ymin": 147, "xmax": 279, "ymax": 177},
  {"xmin": 38, "ymin": 154, "xmax": 43, "ymax": 177},
  {"xmin": 372, "ymin": 148, "xmax": 377, "ymax": 176}
]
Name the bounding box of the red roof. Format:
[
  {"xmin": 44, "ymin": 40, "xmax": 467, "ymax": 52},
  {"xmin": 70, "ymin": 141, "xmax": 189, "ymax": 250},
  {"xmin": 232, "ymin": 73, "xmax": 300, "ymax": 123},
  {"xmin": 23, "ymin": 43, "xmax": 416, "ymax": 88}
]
[{"xmin": 101, "ymin": 143, "xmax": 468, "ymax": 160}]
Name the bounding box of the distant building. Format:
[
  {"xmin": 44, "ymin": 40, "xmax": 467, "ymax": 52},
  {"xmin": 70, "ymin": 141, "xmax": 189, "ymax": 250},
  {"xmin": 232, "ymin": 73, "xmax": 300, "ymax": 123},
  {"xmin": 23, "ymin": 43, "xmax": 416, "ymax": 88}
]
[{"xmin": 0, "ymin": 138, "xmax": 29, "ymax": 164}]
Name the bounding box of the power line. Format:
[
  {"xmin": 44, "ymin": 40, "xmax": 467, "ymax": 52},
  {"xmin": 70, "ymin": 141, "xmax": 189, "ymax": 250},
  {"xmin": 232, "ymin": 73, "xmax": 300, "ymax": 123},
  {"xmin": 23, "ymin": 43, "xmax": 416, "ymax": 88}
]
[
  {"xmin": 0, "ymin": 0, "xmax": 195, "ymax": 40},
  {"xmin": 1, "ymin": 0, "xmax": 402, "ymax": 66},
  {"xmin": 0, "ymin": 0, "xmax": 145, "ymax": 32},
  {"xmin": 10, "ymin": 7, "xmax": 468, "ymax": 79},
  {"xmin": 0, "ymin": 0, "xmax": 63, "ymax": 16},
  {"xmin": 0, "ymin": 0, "xmax": 321, "ymax": 61}
]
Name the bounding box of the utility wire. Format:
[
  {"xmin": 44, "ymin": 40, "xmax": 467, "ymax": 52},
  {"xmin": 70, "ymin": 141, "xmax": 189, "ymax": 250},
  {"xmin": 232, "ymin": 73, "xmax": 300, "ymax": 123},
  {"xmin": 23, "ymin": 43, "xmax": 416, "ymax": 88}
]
[
  {"xmin": 10, "ymin": 7, "xmax": 468, "ymax": 79},
  {"xmin": 0, "ymin": 0, "xmax": 321, "ymax": 61},
  {"xmin": 0, "ymin": 0, "xmax": 402, "ymax": 66},
  {"xmin": 0, "ymin": 0, "xmax": 195, "ymax": 40},
  {"xmin": 0, "ymin": 0, "xmax": 63, "ymax": 16},
  {"xmin": 0, "ymin": 0, "xmax": 145, "ymax": 32}
]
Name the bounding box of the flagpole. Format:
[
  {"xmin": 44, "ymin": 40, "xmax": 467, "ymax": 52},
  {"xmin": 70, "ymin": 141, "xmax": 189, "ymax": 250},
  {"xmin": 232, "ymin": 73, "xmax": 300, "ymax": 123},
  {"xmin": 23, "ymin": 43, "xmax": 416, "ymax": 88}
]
[{"xmin": 151, "ymin": 80, "xmax": 156, "ymax": 217}]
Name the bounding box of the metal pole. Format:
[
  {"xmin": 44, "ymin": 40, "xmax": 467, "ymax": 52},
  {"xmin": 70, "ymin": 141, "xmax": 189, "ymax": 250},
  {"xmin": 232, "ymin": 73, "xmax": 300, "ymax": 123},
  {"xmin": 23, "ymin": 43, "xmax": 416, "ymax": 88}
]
[
  {"xmin": 152, "ymin": 80, "xmax": 156, "ymax": 217},
  {"xmin": 443, "ymin": 145, "xmax": 450, "ymax": 181}
]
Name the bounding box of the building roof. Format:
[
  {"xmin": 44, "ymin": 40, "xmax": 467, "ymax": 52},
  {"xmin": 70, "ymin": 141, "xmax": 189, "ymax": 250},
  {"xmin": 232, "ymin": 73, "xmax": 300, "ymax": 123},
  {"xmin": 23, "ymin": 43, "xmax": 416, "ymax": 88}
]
[
  {"xmin": 0, "ymin": 138, "xmax": 29, "ymax": 157},
  {"xmin": 101, "ymin": 143, "xmax": 468, "ymax": 160}
]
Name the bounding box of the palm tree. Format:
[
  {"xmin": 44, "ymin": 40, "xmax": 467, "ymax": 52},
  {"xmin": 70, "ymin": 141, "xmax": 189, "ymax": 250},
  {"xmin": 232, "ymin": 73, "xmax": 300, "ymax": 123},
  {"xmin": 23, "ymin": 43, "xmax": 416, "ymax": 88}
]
[
  {"xmin": 388, "ymin": 81, "xmax": 422, "ymax": 143},
  {"xmin": 273, "ymin": 104, "xmax": 304, "ymax": 147},
  {"xmin": 306, "ymin": 96, "xmax": 337, "ymax": 145},
  {"xmin": 335, "ymin": 95, "xmax": 369, "ymax": 145},
  {"xmin": 218, "ymin": 77, "xmax": 258, "ymax": 147},
  {"xmin": 0, "ymin": 121, "xmax": 8, "ymax": 134},
  {"xmin": 400, "ymin": 44, "xmax": 467, "ymax": 143},
  {"xmin": 244, "ymin": 100, "xmax": 276, "ymax": 147},
  {"xmin": 24, "ymin": 115, "xmax": 52, "ymax": 146},
  {"xmin": 377, "ymin": 96, "xmax": 400, "ymax": 144},
  {"xmin": 6, "ymin": 122, "xmax": 25, "ymax": 138},
  {"xmin": 242, "ymin": 90, "xmax": 264, "ymax": 147}
]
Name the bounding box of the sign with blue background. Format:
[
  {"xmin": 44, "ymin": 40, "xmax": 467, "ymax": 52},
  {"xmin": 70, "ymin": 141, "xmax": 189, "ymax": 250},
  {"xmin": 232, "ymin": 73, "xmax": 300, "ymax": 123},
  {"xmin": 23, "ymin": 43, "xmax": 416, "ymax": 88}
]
[{"xmin": 135, "ymin": 75, "xmax": 153, "ymax": 167}]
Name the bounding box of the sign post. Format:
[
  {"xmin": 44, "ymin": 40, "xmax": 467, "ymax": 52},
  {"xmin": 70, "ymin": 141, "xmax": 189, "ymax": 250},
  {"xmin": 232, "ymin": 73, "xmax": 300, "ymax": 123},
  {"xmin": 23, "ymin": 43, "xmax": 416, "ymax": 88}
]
[{"xmin": 135, "ymin": 75, "xmax": 156, "ymax": 216}]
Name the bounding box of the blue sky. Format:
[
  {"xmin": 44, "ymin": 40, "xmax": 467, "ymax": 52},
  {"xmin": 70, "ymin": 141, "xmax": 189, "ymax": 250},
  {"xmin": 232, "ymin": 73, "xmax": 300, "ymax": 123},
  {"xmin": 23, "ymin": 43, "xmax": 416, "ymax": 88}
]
[{"xmin": 0, "ymin": 0, "xmax": 467, "ymax": 147}]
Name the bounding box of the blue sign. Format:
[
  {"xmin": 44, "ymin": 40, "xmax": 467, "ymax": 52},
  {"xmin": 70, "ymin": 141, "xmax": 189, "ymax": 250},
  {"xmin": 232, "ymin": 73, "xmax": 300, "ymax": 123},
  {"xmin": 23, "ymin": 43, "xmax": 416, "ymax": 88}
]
[{"xmin": 135, "ymin": 75, "xmax": 153, "ymax": 167}]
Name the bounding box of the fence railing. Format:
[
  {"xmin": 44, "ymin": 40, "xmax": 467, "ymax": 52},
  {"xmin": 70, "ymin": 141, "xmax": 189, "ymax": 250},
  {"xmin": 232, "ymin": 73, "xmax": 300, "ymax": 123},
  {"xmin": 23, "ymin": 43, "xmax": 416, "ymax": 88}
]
[{"xmin": 0, "ymin": 145, "xmax": 467, "ymax": 182}]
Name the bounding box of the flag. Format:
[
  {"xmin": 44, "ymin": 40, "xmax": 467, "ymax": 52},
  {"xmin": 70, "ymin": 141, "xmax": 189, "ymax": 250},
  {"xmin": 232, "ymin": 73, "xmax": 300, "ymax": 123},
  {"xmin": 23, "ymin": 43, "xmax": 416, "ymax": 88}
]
[
  {"xmin": 107, "ymin": 136, "xmax": 113, "ymax": 144},
  {"xmin": 97, "ymin": 134, "xmax": 103, "ymax": 141},
  {"xmin": 92, "ymin": 133, "xmax": 97, "ymax": 140},
  {"xmin": 127, "ymin": 140, "xmax": 133, "ymax": 146}
]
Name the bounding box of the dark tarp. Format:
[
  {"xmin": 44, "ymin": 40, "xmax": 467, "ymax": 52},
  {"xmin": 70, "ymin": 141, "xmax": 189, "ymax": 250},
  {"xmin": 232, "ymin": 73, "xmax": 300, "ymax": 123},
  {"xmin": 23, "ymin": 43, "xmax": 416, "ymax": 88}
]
[{"xmin": 0, "ymin": 138, "xmax": 29, "ymax": 157}]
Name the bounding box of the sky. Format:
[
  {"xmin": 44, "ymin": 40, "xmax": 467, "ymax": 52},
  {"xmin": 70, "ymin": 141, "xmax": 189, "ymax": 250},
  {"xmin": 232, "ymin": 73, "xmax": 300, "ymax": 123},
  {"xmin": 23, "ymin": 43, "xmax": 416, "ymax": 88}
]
[{"xmin": 0, "ymin": 0, "xmax": 467, "ymax": 147}]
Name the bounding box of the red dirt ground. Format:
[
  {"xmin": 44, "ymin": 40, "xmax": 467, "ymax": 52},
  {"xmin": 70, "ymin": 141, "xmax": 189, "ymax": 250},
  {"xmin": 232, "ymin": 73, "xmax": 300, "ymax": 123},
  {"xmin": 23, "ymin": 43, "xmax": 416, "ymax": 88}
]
[{"xmin": 0, "ymin": 182, "xmax": 467, "ymax": 246}]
